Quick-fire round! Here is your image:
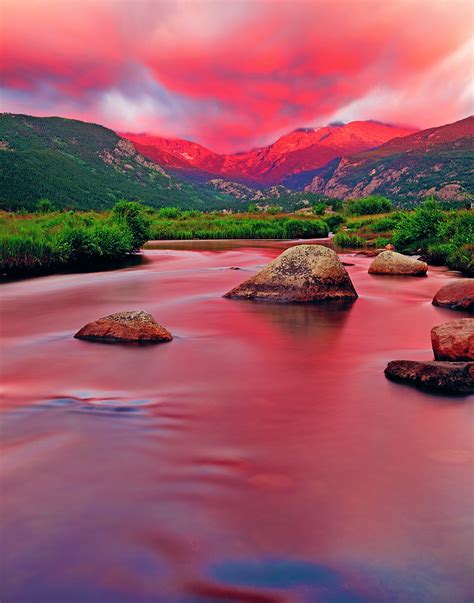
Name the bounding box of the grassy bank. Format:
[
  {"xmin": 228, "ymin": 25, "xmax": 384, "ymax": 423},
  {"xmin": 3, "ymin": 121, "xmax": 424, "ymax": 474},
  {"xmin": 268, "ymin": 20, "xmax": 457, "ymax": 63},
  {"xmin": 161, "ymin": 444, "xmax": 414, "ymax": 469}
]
[
  {"xmin": 148, "ymin": 208, "xmax": 329, "ymax": 240},
  {"xmin": 332, "ymin": 201, "xmax": 473, "ymax": 275},
  {"xmin": 1, "ymin": 199, "xmax": 472, "ymax": 278},
  {"xmin": 0, "ymin": 204, "xmax": 329, "ymax": 278},
  {"xmin": 0, "ymin": 201, "xmax": 149, "ymax": 277}
]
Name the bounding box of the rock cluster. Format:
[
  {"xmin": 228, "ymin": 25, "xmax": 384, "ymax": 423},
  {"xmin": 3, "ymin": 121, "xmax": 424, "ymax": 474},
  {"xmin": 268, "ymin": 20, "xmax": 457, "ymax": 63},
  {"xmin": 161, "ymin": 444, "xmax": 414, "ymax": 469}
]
[
  {"xmin": 74, "ymin": 311, "xmax": 172, "ymax": 343},
  {"xmin": 385, "ymin": 318, "xmax": 474, "ymax": 394},
  {"xmin": 368, "ymin": 250, "xmax": 428, "ymax": 276},
  {"xmin": 224, "ymin": 244, "xmax": 358, "ymax": 303}
]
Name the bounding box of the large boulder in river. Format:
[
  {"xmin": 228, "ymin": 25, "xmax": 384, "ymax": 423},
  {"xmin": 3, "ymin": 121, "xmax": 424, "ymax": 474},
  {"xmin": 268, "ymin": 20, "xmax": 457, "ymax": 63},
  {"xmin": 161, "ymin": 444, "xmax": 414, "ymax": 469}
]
[
  {"xmin": 385, "ymin": 360, "xmax": 474, "ymax": 394},
  {"xmin": 223, "ymin": 245, "xmax": 358, "ymax": 302},
  {"xmin": 431, "ymin": 319, "xmax": 474, "ymax": 361},
  {"xmin": 432, "ymin": 280, "xmax": 474, "ymax": 313},
  {"xmin": 368, "ymin": 251, "xmax": 428, "ymax": 276},
  {"xmin": 74, "ymin": 311, "xmax": 173, "ymax": 343}
]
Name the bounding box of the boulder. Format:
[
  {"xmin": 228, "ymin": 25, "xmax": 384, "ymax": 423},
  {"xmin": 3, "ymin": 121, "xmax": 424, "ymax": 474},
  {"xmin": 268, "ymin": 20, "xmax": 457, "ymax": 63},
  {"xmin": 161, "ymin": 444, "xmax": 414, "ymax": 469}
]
[
  {"xmin": 385, "ymin": 244, "xmax": 395, "ymax": 251},
  {"xmin": 223, "ymin": 244, "xmax": 358, "ymax": 302},
  {"xmin": 368, "ymin": 251, "xmax": 428, "ymax": 276},
  {"xmin": 385, "ymin": 360, "xmax": 474, "ymax": 394},
  {"xmin": 431, "ymin": 319, "xmax": 474, "ymax": 361},
  {"xmin": 74, "ymin": 311, "xmax": 173, "ymax": 343},
  {"xmin": 432, "ymin": 280, "xmax": 474, "ymax": 313}
]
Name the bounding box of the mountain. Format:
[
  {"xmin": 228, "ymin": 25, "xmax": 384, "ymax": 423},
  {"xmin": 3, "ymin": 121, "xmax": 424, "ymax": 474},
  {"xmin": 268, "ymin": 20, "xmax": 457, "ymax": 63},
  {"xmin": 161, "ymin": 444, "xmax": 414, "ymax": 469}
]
[
  {"xmin": 2, "ymin": 113, "xmax": 471, "ymax": 211},
  {"xmin": 305, "ymin": 116, "xmax": 474, "ymax": 202},
  {"xmin": 0, "ymin": 114, "xmax": 235, "ymax": 211},
  {"xmin": 123, "ymin": 121, "xmax": 416, "ymax": 186}
]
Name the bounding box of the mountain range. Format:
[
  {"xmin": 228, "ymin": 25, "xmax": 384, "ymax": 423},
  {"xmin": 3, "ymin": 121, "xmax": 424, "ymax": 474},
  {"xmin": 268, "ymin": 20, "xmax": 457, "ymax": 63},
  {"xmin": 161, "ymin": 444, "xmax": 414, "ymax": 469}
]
[
  {"xmin": 122, "ymin": 121, "xmax": 416, "ymax": 186},
  {"xmin": 0, "ymin": 113, "xmax": 472, "ymax": 211},
  {"xmin": 0, "ymin": 114, "xmax": 234, "ymax": 211},
  {"xmin": 306, "ymin": 116, "xmax": 474, "ymax": 201}
]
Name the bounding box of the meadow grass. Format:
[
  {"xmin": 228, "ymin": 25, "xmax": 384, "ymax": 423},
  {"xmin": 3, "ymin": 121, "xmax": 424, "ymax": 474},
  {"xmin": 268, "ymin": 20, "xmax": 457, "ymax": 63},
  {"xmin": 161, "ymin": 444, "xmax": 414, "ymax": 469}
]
[
  {"xmin": 148, "ymin": 209, "xmax": 329, "ymax": 240},
  {"xmin": 0, "ymin": 207, "xmax": 329, "ymax": 277},
  {"xmin": 1, "ymin": 201, "xmax": 472, "ymax": 277},
  {"xmin": 333, "ymin": 202, "xmax": 473, "ymax": 275}
]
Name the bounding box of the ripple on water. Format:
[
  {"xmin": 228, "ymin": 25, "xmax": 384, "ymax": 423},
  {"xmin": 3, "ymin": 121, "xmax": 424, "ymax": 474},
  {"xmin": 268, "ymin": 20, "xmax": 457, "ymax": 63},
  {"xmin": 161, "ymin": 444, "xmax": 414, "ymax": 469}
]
[
  {"xmin": 39, "ymin": 394, "xmax": 159, "ymax": 415},
  {"xmin": 189, "ymin": 558, "xmax": 371, "ymax": 603}
]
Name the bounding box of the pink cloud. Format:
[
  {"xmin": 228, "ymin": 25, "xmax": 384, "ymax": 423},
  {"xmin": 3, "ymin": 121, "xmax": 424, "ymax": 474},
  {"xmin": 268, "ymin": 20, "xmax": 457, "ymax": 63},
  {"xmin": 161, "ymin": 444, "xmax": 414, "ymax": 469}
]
[{"xmin": 1, "ymin": 0, "xmax": 472, "ymax": 152}]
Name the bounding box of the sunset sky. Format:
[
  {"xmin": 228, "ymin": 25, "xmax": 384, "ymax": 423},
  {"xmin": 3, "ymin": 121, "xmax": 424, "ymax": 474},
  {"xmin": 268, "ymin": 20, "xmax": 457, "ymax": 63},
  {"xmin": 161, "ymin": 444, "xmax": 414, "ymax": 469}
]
[{"xmin": 1, "ymin": 0, "xmax": 473, "ymax": 152}]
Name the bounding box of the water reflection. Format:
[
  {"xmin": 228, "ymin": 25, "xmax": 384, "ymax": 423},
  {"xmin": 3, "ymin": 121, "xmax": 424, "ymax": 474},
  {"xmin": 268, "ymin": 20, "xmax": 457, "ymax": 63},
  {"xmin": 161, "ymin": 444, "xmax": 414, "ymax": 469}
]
[
  {"xmin": 145, "ymin": 237, "xmax": 332, "ymax": 252},
  {"xmin": 1, "ymin": 243, "xmax": 472, "ymax": 603}
]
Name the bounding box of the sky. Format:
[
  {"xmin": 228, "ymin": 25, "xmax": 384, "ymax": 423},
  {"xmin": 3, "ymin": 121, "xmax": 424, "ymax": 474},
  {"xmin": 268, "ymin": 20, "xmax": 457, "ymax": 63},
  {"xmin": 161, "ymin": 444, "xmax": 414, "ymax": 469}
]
[{"xmin": 1, "ymin": 0, "xmax": 473, "ymax": 152}]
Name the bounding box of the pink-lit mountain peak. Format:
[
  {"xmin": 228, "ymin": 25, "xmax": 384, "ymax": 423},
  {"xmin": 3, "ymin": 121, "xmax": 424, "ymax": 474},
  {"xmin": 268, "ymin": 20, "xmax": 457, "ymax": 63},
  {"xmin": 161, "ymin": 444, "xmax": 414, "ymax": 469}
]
[{"xmin": 122, "ymin": 120, "xmax": 418, "ymax": 184}]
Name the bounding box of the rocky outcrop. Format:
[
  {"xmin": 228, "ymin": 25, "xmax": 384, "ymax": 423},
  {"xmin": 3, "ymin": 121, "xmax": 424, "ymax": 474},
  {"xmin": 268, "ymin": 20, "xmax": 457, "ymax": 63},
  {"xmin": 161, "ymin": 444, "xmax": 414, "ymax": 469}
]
[
  {"xmin": 385, "ymin": 360, "xmax": 474, "ymax": 394},
  {"xmin": 368, "ymin": 251, "xmax": 428, "ymax": 276},
  {"xmin": 432, "ymin": 280, "xmax": 474, "ymax": 313},
  {"xmin": 431, "ymin": 319, "xmax": 474, "ymax": 361},
  {"xmin": 100, "ymin": 139, "xmax": 169, "ymax": 177},
  {"xmin": 223, "ymin": 244, "xmax": 357, "ymax": 302},
  {"xmin": 304, "ymin": 117, "xmax": 473, "ymax": 202},
  {"xmin": 207, "ymin": 179, "xmax": 256, "ymax": 199},
  {"xmin": 74, "ymin": 311, "xmax": 173, "ymax": 343}
]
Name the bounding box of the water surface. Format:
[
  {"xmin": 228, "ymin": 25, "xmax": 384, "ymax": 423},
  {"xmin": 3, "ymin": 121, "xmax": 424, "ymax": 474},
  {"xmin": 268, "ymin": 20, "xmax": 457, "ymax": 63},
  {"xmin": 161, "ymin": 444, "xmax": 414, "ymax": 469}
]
[{"xmin": 1, "ymin": 241, "xmax": 472, "ymax": 602}]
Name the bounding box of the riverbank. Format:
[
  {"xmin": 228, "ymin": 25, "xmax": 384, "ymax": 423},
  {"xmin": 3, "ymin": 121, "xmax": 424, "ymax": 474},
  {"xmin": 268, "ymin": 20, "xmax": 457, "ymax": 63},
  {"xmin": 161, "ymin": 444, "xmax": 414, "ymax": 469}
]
[
  {"xmin": 0, "ymin": 207, "xmax": 328, "ymax": 278},
  {"xmin": 1, "ymin": 201, "xmax": 472, "ymax": 278},
  {"xmin": 334, "ymin": 203, "xmax": 473, "ymax": 275},
  {"xmin": 0, "ymin": 201, "xmax": 149, "ymax": 278}
]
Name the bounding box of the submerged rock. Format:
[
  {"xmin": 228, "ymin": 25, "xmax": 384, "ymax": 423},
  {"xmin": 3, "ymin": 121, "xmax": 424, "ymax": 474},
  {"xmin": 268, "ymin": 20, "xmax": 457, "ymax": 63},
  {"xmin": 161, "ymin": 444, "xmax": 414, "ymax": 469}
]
[
  {"xmin": 368, "ymin": 250, "xmax": 428, "ymax": 276},
  {"xmin": 385, "ymin": 360, "xmax": 474, "ymax": 394},
  {"xmin": 223, "ymin": 244, "xmax": 358, "ymax": 302},
  {"xmin": 74, "ymin": 311, "xmax": 173, "ymax": 343},
  {"xmin": 431, "ymin": 319, "xmax": 474, "ymax": 361},
  {"xmin": 432, "ymin": 280, "xmax": 474, "ymax": 313}
]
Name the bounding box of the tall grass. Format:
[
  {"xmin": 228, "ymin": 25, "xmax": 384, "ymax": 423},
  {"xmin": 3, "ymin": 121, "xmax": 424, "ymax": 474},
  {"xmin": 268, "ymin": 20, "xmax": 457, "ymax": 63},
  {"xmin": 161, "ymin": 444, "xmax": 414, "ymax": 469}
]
[
  {"xmin": 0, "ymin": 203, "xmax": 148, "ymax": 277},
  {"xmin": 0, "ymin": 207, "xmax": 329, "ymax": 277},
  {"xmin": 1, "ymin": 201, "xmax": 471, "ymax": 278},
  {"xmin": 333, "ymin": 200, "xmax": 473, "ymax": 275},
  {"xmin": 148, "ymin": 210, "xmax": 329, "ymax": 240}
]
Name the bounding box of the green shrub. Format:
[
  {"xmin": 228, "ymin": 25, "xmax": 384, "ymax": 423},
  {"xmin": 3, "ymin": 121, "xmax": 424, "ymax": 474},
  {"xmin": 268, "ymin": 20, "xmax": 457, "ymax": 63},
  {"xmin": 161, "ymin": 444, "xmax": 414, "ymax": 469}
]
[
  {"xmin": 323, "ymin": 213, "xmax": 345, "ymax": 232},
  {"xmin": 392, "ymin": 200, "xmax": 445, "ymax": 253},
  {"xmin": 265, "ymin": 205, "xmax": 281, "ymax": 215},
  {"xmin": 157, "ymin": 207, "xmax": 183, "ymax": 219},
  {"xmin": 345, "ymin": 195, "xmax": 393, "ymax": 216},
  {"xmin": 392, "ymin": 201, "xmax": 473, "ymax": 275},
  {"xmin": 312, "ymin": 202, "xmax": 326, "ymax": 216},
  {"xmin": 113, "ymin": 200, "xmax": 151, "ymax": 249},
  {"xmin": 284, "ymin": 219, "xmax": 328, "ymax": 239},
  {"xmin": 333, "ymin": 232, "xmax": 366, "ymax": 248},
  {"xmin": 374, "ymin": 237, "xmax": 391, "ymax": 247},
  {"xmin": 36, "ymin": 198, "xmax": 56, "ymax": 213},
  {"xmin": 369, "ymin": 213, "xmax": 402, "ymax": 233}
]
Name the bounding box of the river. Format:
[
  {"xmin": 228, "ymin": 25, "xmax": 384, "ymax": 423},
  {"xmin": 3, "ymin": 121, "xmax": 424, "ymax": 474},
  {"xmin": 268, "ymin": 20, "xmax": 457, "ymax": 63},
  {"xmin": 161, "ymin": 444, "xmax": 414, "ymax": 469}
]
[{"xmin": 1, "ymin": 240, "xmax": 472, "ymax": 603}]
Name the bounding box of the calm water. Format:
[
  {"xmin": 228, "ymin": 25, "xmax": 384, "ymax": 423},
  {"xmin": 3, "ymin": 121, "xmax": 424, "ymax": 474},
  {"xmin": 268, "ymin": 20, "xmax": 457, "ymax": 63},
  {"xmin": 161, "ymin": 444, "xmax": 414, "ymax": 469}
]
[{"xmin": 1, "ymin": 240, "xmax": 473, "ymax": 603}]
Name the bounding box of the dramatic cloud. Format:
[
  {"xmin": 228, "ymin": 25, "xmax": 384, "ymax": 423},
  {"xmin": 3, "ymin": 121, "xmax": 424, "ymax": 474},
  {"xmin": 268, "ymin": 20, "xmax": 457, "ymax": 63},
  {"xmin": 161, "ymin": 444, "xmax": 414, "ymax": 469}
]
[{"xmin": 1, "ymin": 0, "xmax": 473, "ymax": 151}]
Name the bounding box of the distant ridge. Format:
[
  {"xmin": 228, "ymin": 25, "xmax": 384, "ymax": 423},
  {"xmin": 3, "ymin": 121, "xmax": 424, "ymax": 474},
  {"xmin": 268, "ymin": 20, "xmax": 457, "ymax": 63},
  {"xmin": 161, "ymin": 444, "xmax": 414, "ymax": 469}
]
[
  {"xmin": 0, "ymin": 114, "xmax": 235, "ymax": 211},
  {"xmin": 305, "ymin": 116, "xmax": 474, "ymax": 201},
  {"xmin": 122, "ymin": 120, "xmax": 417, "ymax": 186}
]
